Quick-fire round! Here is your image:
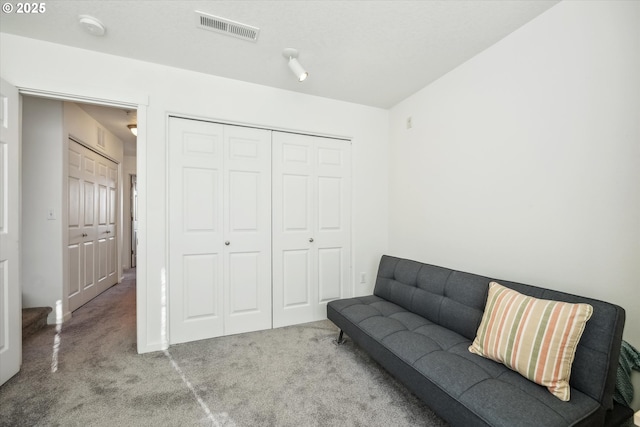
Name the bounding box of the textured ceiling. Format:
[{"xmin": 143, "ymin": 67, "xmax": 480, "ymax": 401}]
[
  {"xmin": 2, "ymin": 1, "xmax": 559, "ymax": 155},
  {"xmin": 1, "ymin": 0, "xmax": 559, "ymax": 109}
]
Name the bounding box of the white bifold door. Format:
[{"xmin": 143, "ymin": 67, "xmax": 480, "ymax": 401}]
[
  {"xmin": 272, "ymin": 132, "xmax": 351, "ymax": 328},
  {"xmin": 169, "ymin": 117, "xmax": 272, "ymax": 344},
  {"xmin": 67, "ymin": 139, "xmax": 119, "ymax": 311}
]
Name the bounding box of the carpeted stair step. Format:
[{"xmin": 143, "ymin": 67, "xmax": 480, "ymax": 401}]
[{"xmin": 22, "ymin": 307, "xmax": 52, "ymax": 339}]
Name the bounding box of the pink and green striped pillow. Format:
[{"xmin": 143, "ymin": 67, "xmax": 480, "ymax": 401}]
[{"xmin": 469, "ymin": 282, "xmax": 593, "ymax": 401}]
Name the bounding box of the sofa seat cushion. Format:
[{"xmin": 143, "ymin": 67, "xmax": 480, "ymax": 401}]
[{"xmin": 329, "ymin": 295, "xmax": 601, "ymax": 427}]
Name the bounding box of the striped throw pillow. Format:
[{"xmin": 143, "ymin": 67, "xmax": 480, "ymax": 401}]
[{"xmin": 469, "ymin": 282, "xmax": 593, "ymax": 401}]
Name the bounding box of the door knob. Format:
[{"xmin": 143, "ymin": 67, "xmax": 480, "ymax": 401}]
[
  {"xmin": 309, "ymin": 238, "xmax": 314, "ymax": 243},
  {"xmin": 82, "ymin": 233, "xmax": 88, "ymax": 237},
  {"xmin": 225, "ymin": 241, "xmax": 230, "ymax": 246}
]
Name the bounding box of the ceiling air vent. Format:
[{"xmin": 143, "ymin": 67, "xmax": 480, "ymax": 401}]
[{"xmin": 195, "ymin": 11, "xmax": 260, "ymax": 42}]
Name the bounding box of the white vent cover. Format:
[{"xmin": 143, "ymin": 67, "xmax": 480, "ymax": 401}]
[{"xmin": 195, "ymin": 11, "xmax": 260, "ymax": 42}]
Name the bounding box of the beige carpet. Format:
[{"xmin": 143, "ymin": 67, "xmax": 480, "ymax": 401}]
[{"xmin": 0, "ymin": 269, "xmax": 448, "ymax": 426}]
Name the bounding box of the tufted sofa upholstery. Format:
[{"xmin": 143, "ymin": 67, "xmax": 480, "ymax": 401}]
[{"xmin": 327, "ymin": 255, "xmax": 626, "ymax": 427}]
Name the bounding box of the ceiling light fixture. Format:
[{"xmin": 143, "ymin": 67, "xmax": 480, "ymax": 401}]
[
  {"xmin": 78, "ymin": 15, "xmax": 106, "ymax": 37},
  {"xmin": 282, "ymin": 48, "xmax": 308, "ymax": 82},
  {"xmin": 127, "ymin": 124, "xmax": 137, "ymax": 136}
]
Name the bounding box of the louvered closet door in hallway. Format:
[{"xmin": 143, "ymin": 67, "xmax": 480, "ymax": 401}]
[
  {"xmin": 272, "ymin": 131, "xmax": 351, "ymax": 328},
  {"xmin": 68, "ymin": 139, "xmax": 118, "ymax": 312},
  {"xmin": 168, "ymin": 117, "xmax": 272, "ymax": 344}
]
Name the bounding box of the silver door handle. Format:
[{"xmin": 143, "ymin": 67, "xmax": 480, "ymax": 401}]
[
  {"xmin": 106, "ymin": 230, "xmax": 111, "ymax": 234},
  {"xmin": 82, "ymin": 233, "xmax": 88, "ymax": 237},
  {"xmin": 225, "ymin": 241, "xmax": 230, "ymax": 246},
  {"xmin": 309, "ymin": 238, "xmax": 314, "ymax": 243}
]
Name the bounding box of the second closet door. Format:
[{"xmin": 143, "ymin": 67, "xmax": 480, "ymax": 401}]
[
  {"xmin": 168, "ymin": 118, "xmax": 271, "ymax": 344},
  {"xmin": 68, "ymin": 139, "xmax": 118, "ymax": 312},
  {"xmin": 272, "ymin": 132, "xmax": 351, "ymax": 328}
]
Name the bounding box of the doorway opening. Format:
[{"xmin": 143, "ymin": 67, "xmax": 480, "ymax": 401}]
[{"xmin": 20, "ymin": 95, "xmax": 139, "ymax": 343}]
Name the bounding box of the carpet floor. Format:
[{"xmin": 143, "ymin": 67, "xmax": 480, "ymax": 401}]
[{"xmin": 0, "ymin": 269, "xmax": 448, "ymax": 427}]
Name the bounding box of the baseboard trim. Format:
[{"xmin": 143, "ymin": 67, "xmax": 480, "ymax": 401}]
[{"xmin": 137, "ymin": 341, "xmax": 167, "ymax": 354}]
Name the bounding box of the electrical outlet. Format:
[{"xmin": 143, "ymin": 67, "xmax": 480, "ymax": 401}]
[
  {"xmin": 360, "ymin": 272, "xmax": 366, "ymax": 283},
  {"xmin": 47, "ymin": 209, "xmax": 56, "ymax": 220}
]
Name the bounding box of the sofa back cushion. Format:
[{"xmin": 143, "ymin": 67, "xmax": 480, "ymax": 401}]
[
  {"xmin": 374, "ymin": 256, "xmax": 488, "ymax": 340},
  {"xmin": 373, "ymin": 255, "xmax": 625, "ymax": 408}
]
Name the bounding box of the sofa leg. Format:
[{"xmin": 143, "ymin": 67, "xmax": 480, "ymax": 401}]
[{"xmin": 335, "ymin": 330, "xmax": 346, "ymax": 345}]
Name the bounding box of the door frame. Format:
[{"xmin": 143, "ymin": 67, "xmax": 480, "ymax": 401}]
[
  {"xmin": 130, "ymin": 174, "xmax": 137, "ymax": 268},
  {"xmin": 15, "ymin": 86, "xmax": 148, "ymax": 350}
]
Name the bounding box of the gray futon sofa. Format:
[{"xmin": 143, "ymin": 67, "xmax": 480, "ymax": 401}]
[{"xmin": 327, "ymin": 255, "xmax": 626, "ymax": 427}]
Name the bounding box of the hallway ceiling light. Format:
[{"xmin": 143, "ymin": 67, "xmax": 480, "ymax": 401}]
[
  {"xmin": 127, "ymin": 124, "xmax": 137, "ymax": 136},
  {"xmin": 282, "ymin": 48, "xmax": 308, "ymax": 82},
  {"xmin": 78, "ymin": 15, "xmax": 106, "ymax": 37}
]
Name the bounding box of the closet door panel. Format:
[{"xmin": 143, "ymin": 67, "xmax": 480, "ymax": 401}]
[
  {"xmin": 183, "ymin": 254, "xmax": 220, "ymax": 319},
  {"xmin": 317, "ymin": 177, "xmax": 342, "ymax": 230},
  {"xmin": 314, "ymin": 137, "xmax": 351, "ymax": 317},
  {"xmin": 272, "ymin": 133, "xmax": 315, "ymax": 327},
  {"xmin": 273, "ymin": 132, "xmax": 351, "ymax": 327},
  {"xmin": 108, "ymin": 236, "xmax": 117, "ymax": 278},
  {"xmin": 82, "ymin": 241, "xmax": 94, "ymax": 292},
  {"xmin": 169, "ymin": 118, "xmax": 225, "ymax": 344},
  {"xmin": 283, "ymin": 174, "xmax": 310, "ymax": 230},
  {"xmin": 67, "ymin": 141, "xmax": 85, "ymax": 310},
  {"xmin": 318, "ymin": 247, "xmax": 342, "ymax": 303},
  {"xmin": 68, "ymin": 244, "xmax": 81, "ymax": 297},
  {"xmin": 283, "ymin": 249, "xmax": 311, "ymax": 307},
  {"xmin": 228, "ymin": 252, "xmax": 260, "ymax": 313},
  {"xmin": 223, "ymin": 125, "xmax": 271, "ymax": 336},
  {"xmin": 184, "ymin": 168, "xmax": 219, "ymax": 233},
  {"xmin": 228, "ymin": 171, "xmax": 259, "ymax": 231},
  {"xmin": 97, "ymin": 238, "xmax": 107, "ymax": 282},
  {"xmin": 83, "ymin": 182, "xmax": 95, "ymax": 226}
]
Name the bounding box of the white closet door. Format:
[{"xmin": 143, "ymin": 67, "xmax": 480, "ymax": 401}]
[
  {"xmin": 168, "ymin": 118, "xmax": 272, "ymax": 344},
  {"xmin": 68, "ymin": 140, "xmax": 119, "ymax": 311},
  {"xmin": 223, "ymin": 125, "xmax": 272, "ymax": 335},
  {"xmin": 169, "ymin": 119, "xmax": 225, "ymax": 343},
  {"xmin": 68, "ymin": 140, "xmax": 97, "ymax": 310},
  {"xmin": 104, "ymin": 162, "xmax": 118, "ymax": 285},
  {"xmin": 96, "ymin": 154, "xmax": 118, "ymax": 292},
  {"xmin": 314, "ymin": 137, "xmax": 351, "ymax": 314},
  {"xmin": 272, "ymin": 132, "xmax": 351, "ymax": 328}
]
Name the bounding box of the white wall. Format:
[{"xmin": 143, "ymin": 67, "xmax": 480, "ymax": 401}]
[
  {"xmin": 64, "ymin": 103, "xmax": 125, "ymax": 163},
  {"xmin": 0, "ymin": 33, "xmax": 390, "ymax": 353},
  {"xmin": 390, "ymin": 0, "xmax": 640, "ymax": 409},
  {"xmin": 22, "ymin": 97, "xmax": 64, "ymax": 316}
]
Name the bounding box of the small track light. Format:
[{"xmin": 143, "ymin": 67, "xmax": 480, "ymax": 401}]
[{"xmin": 282, "ymin": 48, "xmax": 308, "ymax": 82}]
